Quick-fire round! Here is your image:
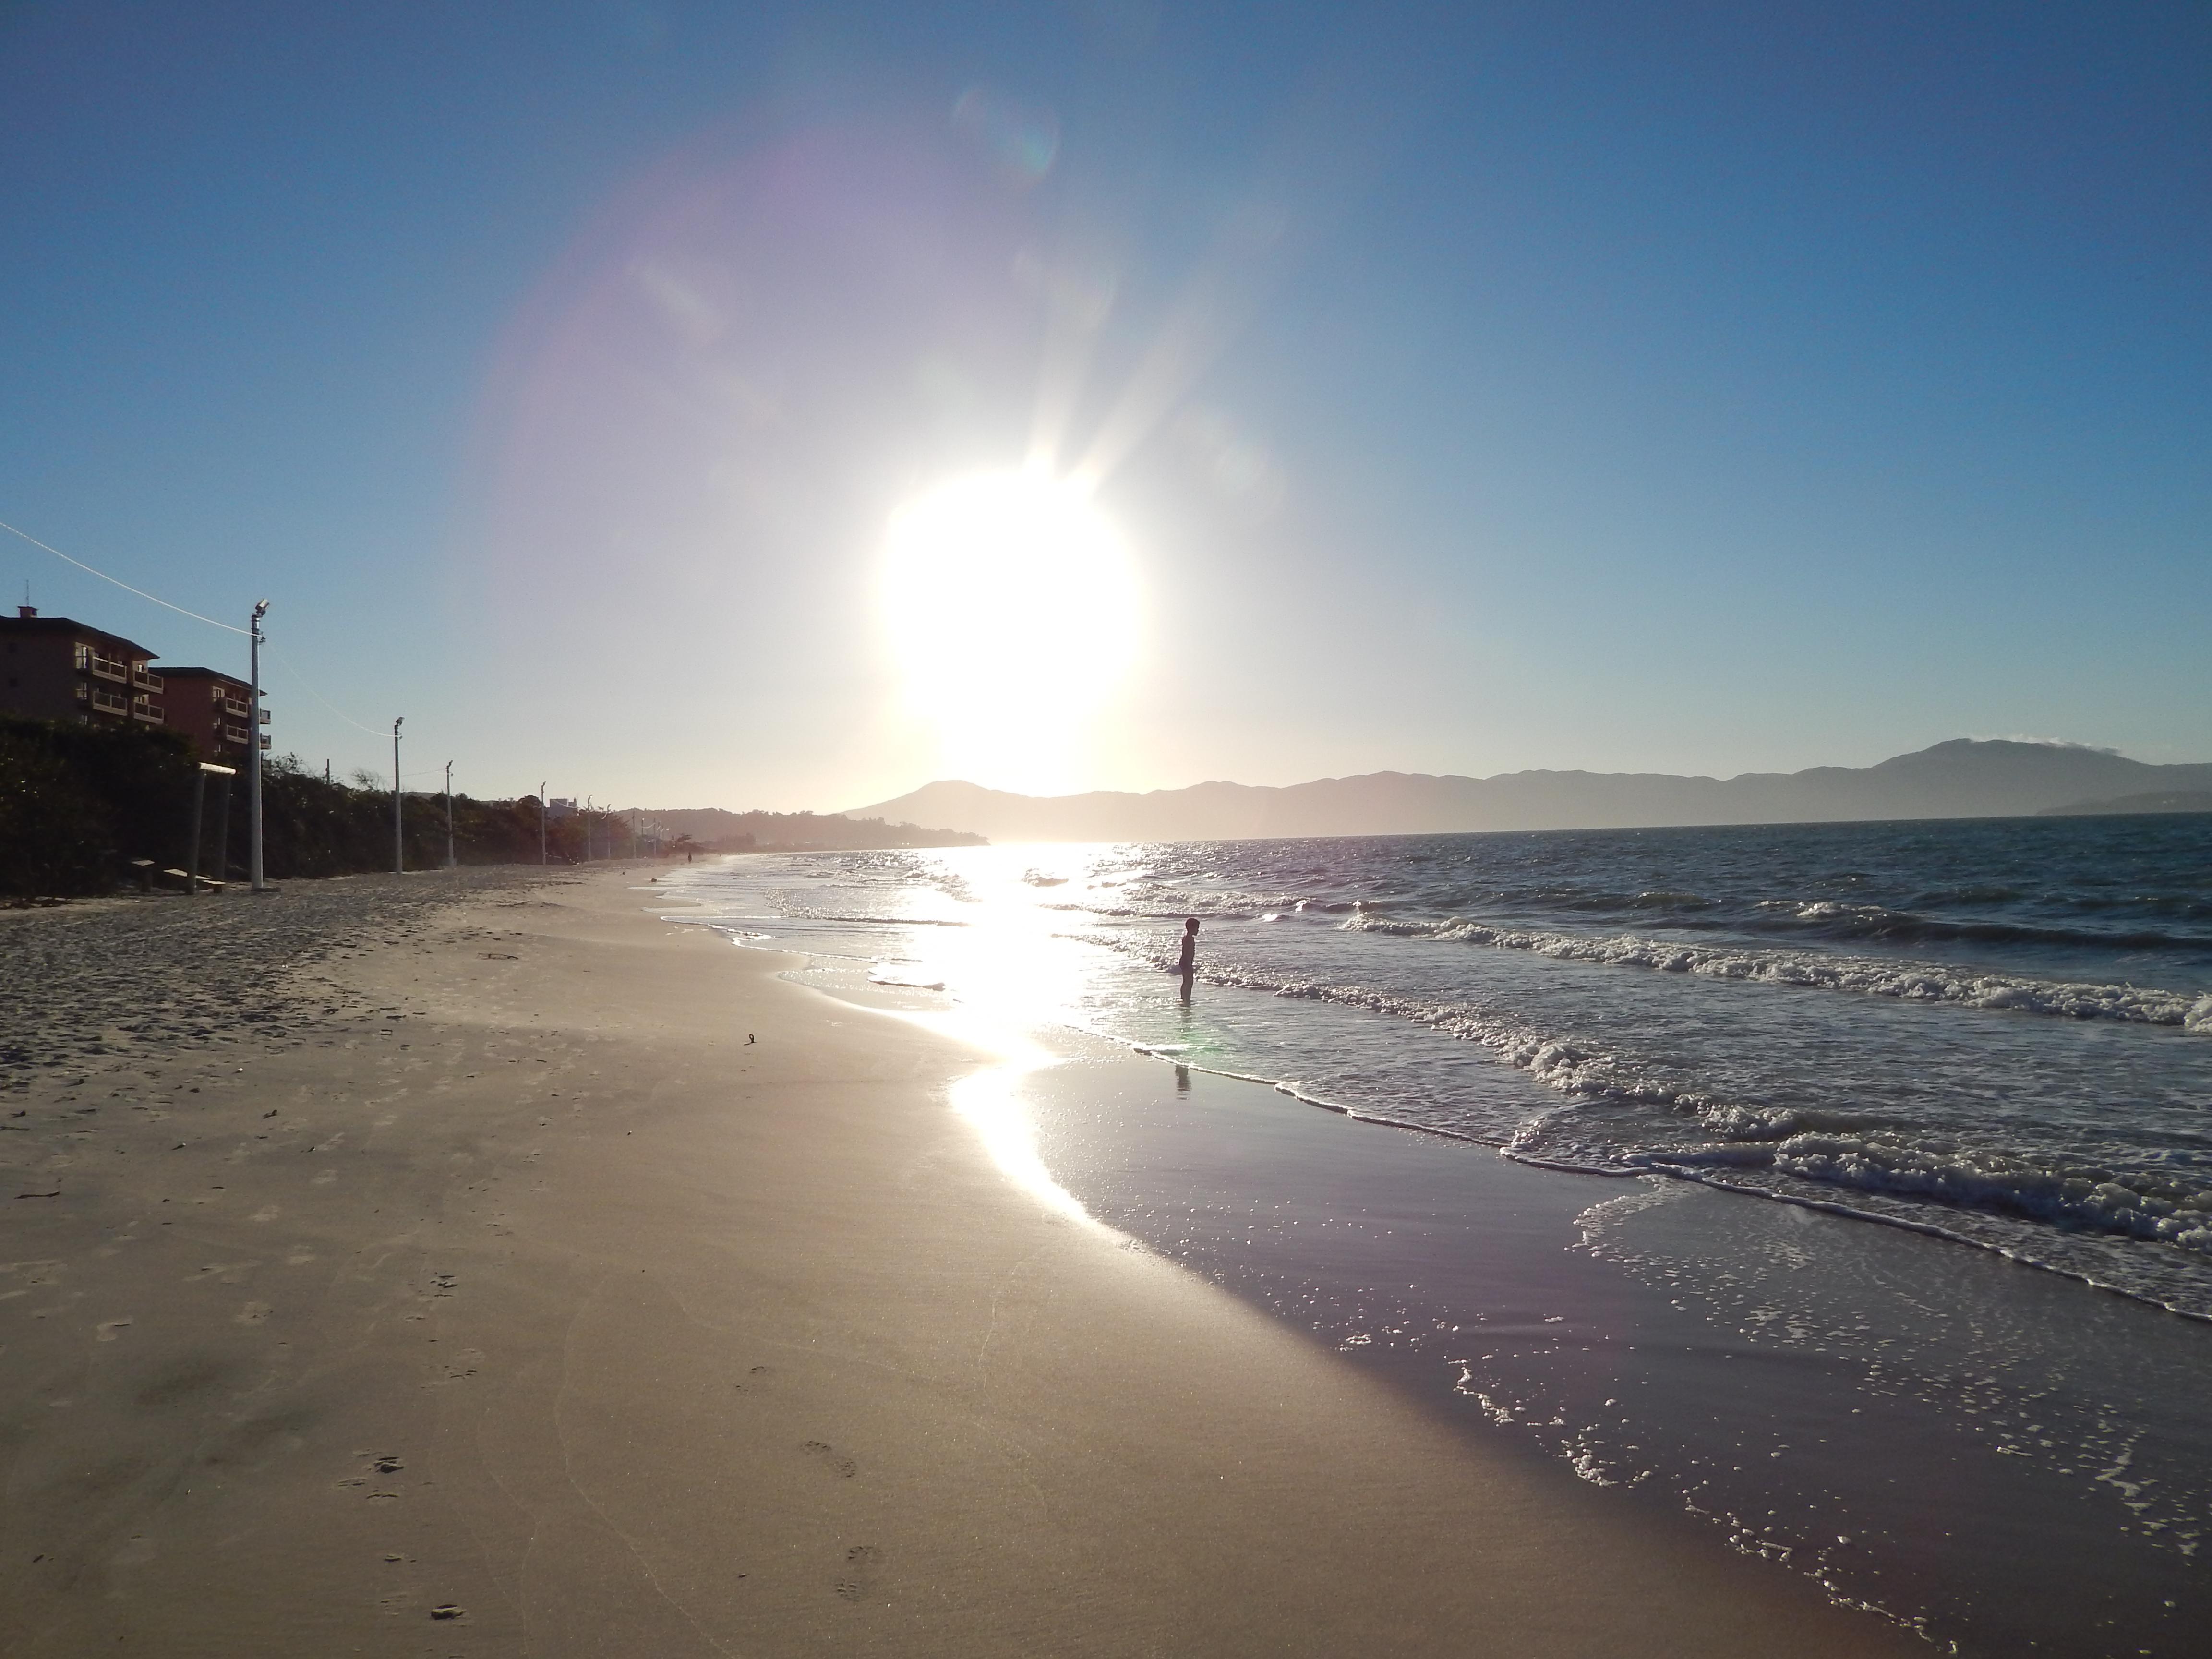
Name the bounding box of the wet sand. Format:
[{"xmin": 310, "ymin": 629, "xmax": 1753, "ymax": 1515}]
[
  {"xmin": 1, "ymin": 868, "xmax": 1920, "ymax": 1655},
  {"xmin": 1023, "ymin": 1051, "xmax": 2212, "ymax": 1654}
]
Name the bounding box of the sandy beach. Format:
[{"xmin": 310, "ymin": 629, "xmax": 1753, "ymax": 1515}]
[{"xmin": 0, "ymin": 866, "xmax": 1923, "ymax": 1656}]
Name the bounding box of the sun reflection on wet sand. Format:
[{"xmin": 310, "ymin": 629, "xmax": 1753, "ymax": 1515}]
[{"xmin": 934, "ymin": 1022, "xmax": 1103, "ymax": 1229}]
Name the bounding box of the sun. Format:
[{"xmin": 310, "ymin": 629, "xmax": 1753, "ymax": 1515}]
[{"xmin": 882, "ymin": 470, "xmax": 1139, "ymax": 791}]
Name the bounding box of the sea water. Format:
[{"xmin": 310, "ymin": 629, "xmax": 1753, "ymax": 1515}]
[{"xmin": 661, "ymin": 813, "xmax": 2212, "ymax": 1650}]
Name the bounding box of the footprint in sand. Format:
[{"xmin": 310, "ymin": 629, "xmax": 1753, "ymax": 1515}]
[
  {"xmin": 802, "ymin": 1441, "xmax": 858, "ymax": 1479},
  {"xmin": 834, "ymin": 1544, "xmax": 882, "ymax": 1601},
  {"xmin": 235, "ymin": 1301, "xmax": 272, "ymax": 1325},
  {"xmin": 95, "ymin": 1318, "xmax": 133, "ymax": 1342}
]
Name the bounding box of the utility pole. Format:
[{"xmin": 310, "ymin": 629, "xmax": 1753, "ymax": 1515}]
[
  {"xmin": 392, "ymin": 717, "xmax": 405, "ymax": 875},
  {"xmin": 248, "ymin": 600, "xmax": 270, "ymax": 891},
  {"xmin": 444, "ymin": 761, "xmax": 457, "ymax": 869},
  {"xmin": 538, "ymin": 781, "xmax": 548, "ymax": 865}
]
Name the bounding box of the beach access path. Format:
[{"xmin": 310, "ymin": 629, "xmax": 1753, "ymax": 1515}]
[{"xmin": 0, "ymin": 867, "xmax": 1920, "ymax": 1657}]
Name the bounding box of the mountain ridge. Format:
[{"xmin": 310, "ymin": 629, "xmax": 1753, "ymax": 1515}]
[{"xmin": 842, "ymin": 741, "xmax": 2212, "ymax": 842}]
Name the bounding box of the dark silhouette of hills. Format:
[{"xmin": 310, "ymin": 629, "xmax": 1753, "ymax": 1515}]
[
  {"xmin": 624, "ymin": 807, "xmax": 984, "ymax": 851},
  {"xmin": 844, "ymin": 740, "xmax": 2212, "ymax": 843}
]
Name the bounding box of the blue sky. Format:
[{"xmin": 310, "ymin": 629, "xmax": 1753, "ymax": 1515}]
[{"xmin": 3, "ymin": 1, "xmax": 2205, "ymax": 808}]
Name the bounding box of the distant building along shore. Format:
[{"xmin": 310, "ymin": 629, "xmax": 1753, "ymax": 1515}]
[{"xmin": 0, "ymin": 605, "xmax": 265, "ymax": 766}]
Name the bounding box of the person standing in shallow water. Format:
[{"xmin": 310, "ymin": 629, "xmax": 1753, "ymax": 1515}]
[{"xmin": 1175, "ymin": 916, "xmax": 1199, "ymax": 1001}]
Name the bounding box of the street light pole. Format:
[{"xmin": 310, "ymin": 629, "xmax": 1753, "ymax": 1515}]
[
  {"xmin": 391, "ymin": 717, "xmax": 405, "ymax": 875},
  {"xmin": 538, "ymin": 781, "xmax": 548, "ymax": 864},
  {"xmin": 248, "ymin": 600, "xmax": 270, "ymax": 891},
  {"xmin": 444, "ymin": 760, "xmax": 456, "ymax": 869}
]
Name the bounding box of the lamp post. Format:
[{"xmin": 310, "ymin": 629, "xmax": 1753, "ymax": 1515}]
[
  {"xmin": 444, "ymin": 760, "xmax": 457, "ymax": 869},
  {"xmin": 248, "ymin": 600, "xmax": 269, "ymax": 891},
  {"xmin": 391, "ymin": 717, "xmax": 404, "ymax": 875},
  {"xmin": 538, "ymin": 781, "xmax": 548, "ymax": 865}
]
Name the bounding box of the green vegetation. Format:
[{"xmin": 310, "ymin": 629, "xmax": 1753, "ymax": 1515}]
[
  {"xmin": 0, "ymin": 717, "xmax": 650, "ymax": 898},
  {"xmin": 1, "ymin": 717, "xmax": 198, "ymax": 897}
]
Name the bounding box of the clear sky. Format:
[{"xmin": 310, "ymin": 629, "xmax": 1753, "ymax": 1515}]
[{"xmin": 4, "ymin": 1, "xmax": 2206, "ymax": 809}]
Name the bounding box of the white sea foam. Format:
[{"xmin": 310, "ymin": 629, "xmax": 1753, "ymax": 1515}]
[
  {"xmin": 1652, "ymin": 1135, "xmax": 2212, "ymax": 1256},
  {"xmin": 1340, "ymin": 914, "xmax": 2212, "ymax": 1031},
  {"xmin": 1131, "ymin": 946, "xmax": 2212, "ymax": 1265},
  {"xmin": 868, "ymin": 961, "xmax": 947, "ymax": 990}
]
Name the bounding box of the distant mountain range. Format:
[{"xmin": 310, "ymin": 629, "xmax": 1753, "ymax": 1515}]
[
  {"xmin": 842, "ymin": 740, "xmax": 2212, "ymax": 843},
  {"xmin": 623, "ymin": 807, "xmax": 984, "ymax": 852}
]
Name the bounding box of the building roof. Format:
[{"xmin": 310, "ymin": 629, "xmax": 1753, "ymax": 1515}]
[
  {"xmin": 158, "ymin": 665, "xmax": 249, "ymax": 685},
  {"xmin": 0, "ymin": 611, "xmax": 158, "ymax": 660}
]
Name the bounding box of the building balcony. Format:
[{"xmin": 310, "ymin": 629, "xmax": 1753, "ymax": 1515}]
[
  {"xmin": 130, "ymin": 699, "xmax": 165, "ymax": 724},
  {"xmin": 89, "ymin": 686, "xmax": 129, "ymax": 715},
  {"xmin": 89, "ymin": 655, "xmax": 129, "ymax": 683},
  {"xmin": 222, "ymin": 724, "xmax": 254, "ymax": 745},
  {"xmin": 132, "ymin": 667, "xmax": 163, "ymax": 692},
  {"xmin": 221, "ymin": 698, "xmax": 251, "ymax": 719}
]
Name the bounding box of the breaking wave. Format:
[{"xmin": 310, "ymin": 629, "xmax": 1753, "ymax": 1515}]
[
  {"xmin": 1111, "ymin": 942, "xmax": 2212, "ymax": 1288},
  {"xmin": 1339, "ymin": 914, "xmax": 2212, "ymax": 1031}
]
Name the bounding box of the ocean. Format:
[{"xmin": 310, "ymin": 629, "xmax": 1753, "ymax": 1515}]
[{"xmin": 659, "ymin": 812, "xmax": 2212, "ymax": 1654}]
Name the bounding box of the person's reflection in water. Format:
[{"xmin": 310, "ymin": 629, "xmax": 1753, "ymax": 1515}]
[{"xmin": 1176, "ymin": 916, "xmax": 1199, "ymax": 1003}]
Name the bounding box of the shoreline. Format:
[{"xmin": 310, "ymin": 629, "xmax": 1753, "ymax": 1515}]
[
  {"xmin": 1128, "ymin": 1038, "xmax": 2212, "ymax": 1329},
  {"xmin": 3, "ymin": 866, "xmax": 1919, "ymax": 1654}
]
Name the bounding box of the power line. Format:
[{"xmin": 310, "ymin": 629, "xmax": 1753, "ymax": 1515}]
[
  {"xmin": 1, "ymin": 516, "xmax": 508, "ymax": 800},
  {"xmin": 0, "ymin": 517, "xmax": 249, "ymax": 635},
  {"xmin": 261, "ymin": 645, "xmax": 390, "ymax": 737},
  {"xmin": 0, "ymin": 517, "xmax": 406, "ymax": 752}
]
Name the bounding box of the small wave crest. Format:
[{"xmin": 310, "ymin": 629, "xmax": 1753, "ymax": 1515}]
[
  {"xmin": 1338, "ymin": 914, "xmax": 2212, "ymax": 1031},
  {"xmin": 1752, "ymin": 897, "xmax": 2212, "ymax": 951}
]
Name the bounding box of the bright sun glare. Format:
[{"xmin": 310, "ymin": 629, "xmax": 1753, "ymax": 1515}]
[{"xmin": 882, "ymin": 471, "xmax": 1139, "ymax": 791}]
